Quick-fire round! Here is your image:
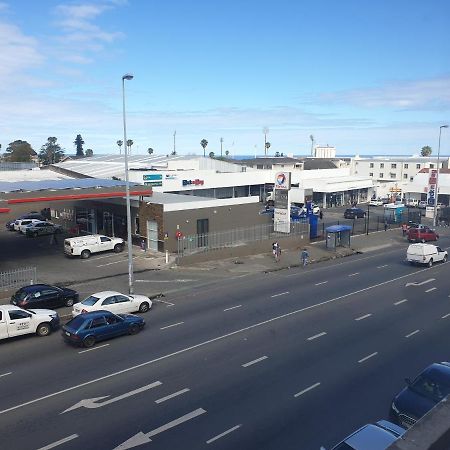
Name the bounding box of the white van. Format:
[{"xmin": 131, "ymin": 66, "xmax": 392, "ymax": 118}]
[
  {"xmin": 406, "ymin": 243, "xmax": 447, "ymax": 267},
  {"xmin": 64, "ymin": 234, "xmax": 124, "ymax": 259}
]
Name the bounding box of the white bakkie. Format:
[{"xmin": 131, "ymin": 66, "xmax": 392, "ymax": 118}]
[
  {"xmin": 406, "ymin": 243, "xmax": 448, "ymax": 267},
  {"xmin": 64, "ymin": 234, "xmax": 124, "ymax": 259},
  {"xmin": 0, "ymin": 305, "xmax": 60, "ymax": 340}
]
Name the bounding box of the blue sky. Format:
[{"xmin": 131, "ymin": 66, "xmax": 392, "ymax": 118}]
[{"xmin": 0, "ymin": 0, "xmax": 449, "ymax": 157}]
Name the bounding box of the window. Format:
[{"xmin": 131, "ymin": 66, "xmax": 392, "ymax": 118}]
[
  {"xmin": 404, "ymin": 163, "xmax": 409, "ymax": 169},
  {"xmin": 8, "ymin": 310, "xmax": 31, "ymax": 320},
  {"xmin": 404, "ymin": 174, "xmax": 408, "ymax": 179},
  {"xmin": 430, "ymin": 164, "xmax": 434, "ymax": 168},
  {"xmin": 390, "ymin": 173, "xmax": 396, "ymax": 179},
  {"xmin": 102, "ymin": 296, "xmax": 116, "ymax": 306},
  {"xmin": 41, "ymin": 289, "xmax": 58, "ymax": 296},
  {"xmin": 100, "ymin": 236, "xmax": 111, "ymax": 243},
  {"xmin": 369, "ymin": 172, "xmax": 373, "ymax": 177},
  {"xmin": 81, "ymin": 296, "xmax": 100, "ymax": 306},
  {"xmin": 416, "ymin": 164, "xmax": 421, "ymax": 169},
  {"xmin": 410, "ymin": 177, "xmax": 414, "ymax": 182},
  {"xmin": 370, "ymin": 163, "xmax": 374, "ymax": 168},
  {"xmin": 380, "ymin": 163, "xmax": 384, "ymax": 168},
  {"xmin": 391, "ymin": 163, "xmax": 397, "ymax": 168},
  {"xmin": 90, "ymin": 317, "xmax": 107, "ymax": 328},
  {"xmin": 0, "ymin": 311, "xmax": 2, "ymax": 321},
  {"xmin": 114, "ymin": 295, "xmax": 130, "ymax": 304},
  {"xmin": 379, "ymin": 173, "xmax": 384, "ymax": 178}
]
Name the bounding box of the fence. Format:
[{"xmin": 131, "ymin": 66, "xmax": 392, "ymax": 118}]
[
  {"xmin": 177, "ymin": 222, "xmax": 309, "ymax": 257},
  {"xmin": 0, "ymin": 267, "xmax": 37, "ymax": 291}
]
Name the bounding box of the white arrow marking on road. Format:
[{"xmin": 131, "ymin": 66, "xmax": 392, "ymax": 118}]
[
  {"xmin": 405, "ymin": 278, "xmax": 435, "ymax": 287},
  {"xmin": 114, "ymin": 408, "xmax": 206, "ymax": 450},
  {"xmin": 0, "ymin": 372, "xmax": 12, "ymax": 378},
  {"xmin": 61, "ymin": 381, "xmax": 161, "ymax": 414}
]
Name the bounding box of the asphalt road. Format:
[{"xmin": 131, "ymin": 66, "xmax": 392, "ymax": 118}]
[{"xmin": 1, "ymin": 235, "xmax": 450, "ymax": 450}]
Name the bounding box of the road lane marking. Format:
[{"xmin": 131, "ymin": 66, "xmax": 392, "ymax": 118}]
[
  {"xmin": 377, "ymin": 264, "xmax": 388, "ymax": 268},
  {"xmin": 224, "ymin": 305, "xmax": 242, "ymax": 312},
  {"xmin": 37, "ymin": 434, "xmax": 79, "ymax": 450},
  {"xmin": 348, "ymin": 272, "xmax": 360, "ymax": 277},
  {"xmin": 160, "ymin": 322, "xmax": 184, "ymax": 330},
  {"xmin": 442, "ymin": 313, "xmax": 450, "ymax": 319},
  {"xmin": 394, "ymin": 299, "xmax": 408, "ymax": 306},
  {"xmin": 425, "ymin": 287, "xmax": 436, "ymax": 293},
  {"xmin": 242, "ymin": 356, "xmax": 268, "ymax": 367},
  {"xmin": 271, "ymin": 291, "xmax": 289, "ymax": 298},
  {"xmin": 96, "ymin": 260, "xmax": 127, "ymax": 267},
  {"xmin": 155, "ymin": 388, "xmax": 190, "ymax": 404},
  {"xmin": 0, "ymin": 269, "xmax": 426, "ymax": 416},
  {"xmin": 152, "ymin": 298, "xmax": 175, "ymax": 306},
  {"xmin": 405, "ymin": 278, "xmax": 436, "ymax": 287},
  {"xmin": 135, "ymin": 279, "xmax": 196, "ymax": 283},
  {"xmin": 0, "ymin": 372, "xmax": 12, "ymax": 378},
  {"xmin": 358, "ymin": 352, "xmax": 378, "ymax": 363},
  {"xmin": 355, "ymin": 314, "xmax": 372, "ymax": 321},
  {"xmin": 78, "ymin": 344, "xmax": 109, "ymax": 354},
  {"xmin": 315, "ymin": 281, "xmax": 328, "ymax": 286},
  {"xmin": 294, "ymin": 382, "xmax": 321, "ymax": 398},
  {"xmin": 307, "ymin": 332, "xmax": 327, "ymax": 341},
  {"xmin": 405, "ymin": 330, "xmax": 420, "ymax": 338},
  {"xmin": 207, "ymin": 425, "xmax": 241, "ymax": 444}
]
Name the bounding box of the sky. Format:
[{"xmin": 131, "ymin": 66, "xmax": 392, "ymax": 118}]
[{"xmin": 0, "ymin": 0, "xmax": 449, "ymax": 157}]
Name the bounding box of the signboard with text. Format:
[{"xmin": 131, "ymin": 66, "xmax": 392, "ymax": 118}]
[
  {"xmin": 426, "ymin": 169, "xmax": 438, "ymax": 207},
  {"xmin": 274, "ymin": 172, "xmax": 291, "ymax": 233}
]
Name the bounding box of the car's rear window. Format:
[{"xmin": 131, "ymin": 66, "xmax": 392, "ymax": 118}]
[
  {"xmin": 66, "ymin": 316, "xmax": 87, "ymax": 330},
  {"xmin": 81, "ymin": 295, "xmax": 100, "ymax": 306}
]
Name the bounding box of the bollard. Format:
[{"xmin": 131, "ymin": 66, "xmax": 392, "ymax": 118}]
[{"xmin": 165, "ymin": 250, "xmax": 169, "ymax": 264}]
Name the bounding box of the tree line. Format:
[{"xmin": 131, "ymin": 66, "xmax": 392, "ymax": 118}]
[{"xmin": 0, "ymin": 134, "xmax": 93, "ymax": 164}]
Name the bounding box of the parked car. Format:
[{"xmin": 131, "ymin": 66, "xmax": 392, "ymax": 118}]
[
  {"xmin": 321, "ymin": 420, "xmax": 405, "ymax": 450},
  {"xmin": 62, "ymin": 310, "xmax": 145, "ymax": 347},
  {"xmin": 72, "ymin": 291, "xmax": 152, "ymax": 317},
  {"xmin": 11, "ymin": 284, "xmax": 79, "ymax": 309},
  {"xmin": 390, "ymin": 362, "xmax": 450, "ymax": 428},
  {"xmin": 19, "ymin": 219, "xmax": 44, "ymax": 234},
  {"xmin": 418, "ymin": 200, "xmax": 428, "ymax": 209},
  {"xmin": 6, "ymin": 212, "xmax": 45, "ymax": 231},
  {"xmin": 406, "ymin": 243, "xmax": 447, "ymax": 267},
  {"xmin": 344, "ymin": 208, "xmax": 366, "ymax": 219},
  {"xmin": 406, "ymin": 199, "xmax": 419, "ymax": 207},
  {"xmin": 64, "ymin": 234, "xmax": 124, "ymax": 259},
  {"xmin": 407, "ymin": 226, "xmax": 438, "ymax": 243},
  {"xmin": 0, "ymin": 305, "xmax": 59, "ymax": 340},
  {"xmin": 14, "ymin": 218, "xmax": 43, "ymax": 232},
  {"xmin": 369, "ymin": 199, "xmax": 383, "ymax": 206},
  {"xmin": 25, "ymin": 221, "xmax": 63, "ymax": 237}
]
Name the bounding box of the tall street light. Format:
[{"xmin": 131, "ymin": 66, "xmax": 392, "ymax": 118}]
[
  {"xmin": 122, "ymin": 73, "xmax": 134, "ymax": 294},
  {"xmin": 433, "ymin": 125, "xmax": 449, "ymax": 227}
]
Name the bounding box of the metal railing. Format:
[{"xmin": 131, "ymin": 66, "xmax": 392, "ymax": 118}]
[
  {"xmin": 177, "ymin": 222, "xmax": 309, "ymax": 257},
  {"xmin": 0, "ymin": 267, "xmax": 37, "ymax": 291}
]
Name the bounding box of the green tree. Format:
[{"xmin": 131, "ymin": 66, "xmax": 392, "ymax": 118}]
[
  {"xmin": 209, "ymin": 151, "xmax": 215, "ymax": 158},
  {"xmin": 421, "ymin": 145, "xmax": 432, "ymax": 157},
  {"xmin": 200, "ymin": 139, "xmax": 208, "ymax": 157},
  {"xmin": 275, "ymin": 151, "xmax": 280, "ymax": 157},
  {"xmin": 39, "ymin": 137, "xmax": 65, "ymax": 165},
  {"xmin": 126, "ymin": 139, "xmax": 133, "ymax": 154},
  {"xmin": 85, "ymin": 148, "xmax": 94, "ymax": 157},
  {"xmin": 74, "ymin": 134, "xmax": 85, "ymax": 157},
  {"xmin": 265, "ymin": 142, "xmax": 271, "ymax": 154},
  {"xmin": 4, "ymin": 140, "xmax": 36, "ymax": 162},
  {"xmin": 147, "ymin": 147, "xmax": 154, "ymax": 155},
  {"xmin": 225, "ymin": 150, "xmax": 230, "ymax": 157},
  {"xmin": 117, "ymin": 140, "xmax": 123, "ymax": 154}
]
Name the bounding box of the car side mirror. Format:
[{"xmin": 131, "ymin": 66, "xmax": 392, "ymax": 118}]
[{"xmin": 405, "ymin": 377, "xmax": 412, "ymax": 386}]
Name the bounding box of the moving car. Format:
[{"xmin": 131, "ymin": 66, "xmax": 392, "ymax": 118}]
[
  {"xmin": 6, "ymin": 212, "xmax": 45, "ymax": 231},
  {"xmin": 0, "ymin": 305, "xmax": 59, "ymax": 340},
  {"xmin": 407, "ymin": 226, "xmax": 438, "ymax": 243},
  {"xmin": 406, "ymin": 243, "xmax": 447, "ymax": 267},
  {"xmin": 25, "ymin": 221, "xmax": 63, "ymax": 237},
  {"xmin": 344, "ymin": 208, "xmax": 366, "ymax": 219},
  {"xmin": 62, "ymin": 310, "xmax": 145, "ymax": 347},
  {"xmin": 390, "ymin": 362, "xmax": 450, "ymax": 428},
  {"xmin": 369, "ymin": 199, "xmax": 383, "ymax": 206},
  {"xmin": 72, "ymin": 291, "xmax": 152, "ymax": 317},
  {"xmin": 64, "ymin": 234, "xmax": 124, "ymax": 259},
  {"xmin": 11, "ymin": 284, "xmax": 79, "ymax": 309},
  {"xmin": 322, "ymin": 420, "xmax": 405, "ymax": 450}
]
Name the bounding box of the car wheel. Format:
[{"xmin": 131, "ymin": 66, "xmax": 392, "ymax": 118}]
[
  {"xmin": 36, "ymin": 323, "xmax": 51, "ymax": 337},
  {"xmin": 421, "ymin": 238, "xmax": 426, "ymax": 243},
  {"xmin": 443, "ymin": 255, "xmax": 448, "ymax": 263},
  {"xmin": 428, "ymin": 258, "xmax": 433, "ymax": 268},
  {"xmin": 81, "ymin": 250, "xmax": 91, "ymax": 259},
  {"xmin": 83, "ymin": 335, "xmax": 96, "ymax": 348},
  {"xmin": 65, "ymin": 297, "xmax": 75, "ymax": 307},
  {"xmin": 129, "ymin": 324, "xmax": 140, "ymax": 335},
  {"xmin": 114, "ymin": 244, "xmax": 123, "ymax": 253},
  {"xmin": 139, "ymin": 302, "xmax": 150, "ymax": 313}
]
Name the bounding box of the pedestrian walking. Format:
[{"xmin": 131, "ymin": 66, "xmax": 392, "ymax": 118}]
[
  {"xmin": 384, "ymin": 220, "xmax": 388, "ymax": 232},
  {"xmin": 319, "ymin": 210, "xmax": 323, "ymax": 220},
  {"xmin": 273, "ymin": 241, "xmax": 281, "ymax": 262},
  {"xmin": 301, "ymin": 248, "xmax": 309, "ymax": 267},
  {"xmin": 401, "ymin": 223, "xmax": 408, "ymax": 236}
]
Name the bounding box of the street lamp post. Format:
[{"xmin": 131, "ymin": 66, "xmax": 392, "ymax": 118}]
[
  {"xmin": 122, "ymin": 73, "xmax": 134, "ymax": 294},
  {"xmin": 433, "ymin": 125, "xmax": 449, "ymax": 227}
]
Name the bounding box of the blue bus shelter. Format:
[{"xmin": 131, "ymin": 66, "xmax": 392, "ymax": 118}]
[{"xmin": 325, "ymin": 225, "xmax": 352, "ymax": 249}]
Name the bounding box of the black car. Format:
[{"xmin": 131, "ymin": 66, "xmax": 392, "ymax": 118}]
[
  {"xmin": 390, "ymin": 362, "xmax": 450, "ymax": 428},
  {"xmin": 6, "ymin": 212, "xmax": 46, "ymax": 230},
  {"xmin": 344, "ymin": 208, "xmax": 366, "ymax": 219},
  {"xmin": 11, "ymin": 284, "xmax": 79, "ymax": 309}
]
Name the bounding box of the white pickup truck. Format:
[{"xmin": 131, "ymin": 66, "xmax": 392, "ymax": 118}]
[
  {"xmin": 64, "ymin": 234, "xmax": 124, "ymax": 259},
  {"xmin": 0, "ymin": 305, "xmax": 60, "ymax": 340}
]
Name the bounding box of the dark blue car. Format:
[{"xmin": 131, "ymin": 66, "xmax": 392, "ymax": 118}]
[
  {"xmin": 62, "ymin": 310, "xmax": 145, "ymax": 348},
  {"xmin": 390, "ymin": 362, "xmax": 450, "ymax": 428}
]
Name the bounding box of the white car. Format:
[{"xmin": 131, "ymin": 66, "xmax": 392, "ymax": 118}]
[
  {"xmin": 369, "ymin": 199, "xmax": 383, "ymax": 206},
  {"xmin": 72, "ymin": 291, "xmax": 152, "ymax": 317},
  {"xmin": 19, "ymin": 219, "xmax": 44, "ymax": 234},
  {"xmin": 14, "ymin": 218, "xmax": 41, "ymax": 232}
]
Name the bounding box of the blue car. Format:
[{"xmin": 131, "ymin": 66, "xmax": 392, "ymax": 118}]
[{"xmin": 62, "ymin": 310, "xmax": 145, "ymax": 348}]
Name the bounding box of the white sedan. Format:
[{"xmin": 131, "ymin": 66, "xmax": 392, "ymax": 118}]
[
  {"xmin": 369, "ymin": 199, "xmax": 383, "ymax": 206},
  {"xmin": 72, "ymin": 291, "xmax": 152, "ymax": 317}
]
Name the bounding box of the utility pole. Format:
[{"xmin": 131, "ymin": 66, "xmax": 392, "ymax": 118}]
[
  {"xmin": 173, "ymin": 130, "xmax": 176, "ymax": 155},
  {"xmin": 220, "ymin": 137, "xmax": 223, "ymax": 157},
  {"xmin": 263, "ymin": 127, "xmax": 269, "ymax": 156}
]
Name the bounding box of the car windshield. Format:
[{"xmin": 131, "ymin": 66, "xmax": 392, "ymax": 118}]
[
  {"xmin": 411, "ymin": 374, "xmax": 450, "ymax": 402},
  {"xmin": 81, "ymin": 295, "xmax": 100, "ymax": 306}
]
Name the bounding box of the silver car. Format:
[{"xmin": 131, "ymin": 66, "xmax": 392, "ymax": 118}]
[{"xmin": 25, "ymin": 221, "xmax": 63, "ymax": 237}]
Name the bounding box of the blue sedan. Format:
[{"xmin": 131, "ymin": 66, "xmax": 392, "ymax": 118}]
[{"xmin": 62, "ymin": 310, "xmax": 145, "ymax": 347}]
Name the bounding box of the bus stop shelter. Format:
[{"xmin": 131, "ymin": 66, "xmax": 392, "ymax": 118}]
[{"xmin": 325, "ymin": 225, "xmax": 352, "ymax": 249}]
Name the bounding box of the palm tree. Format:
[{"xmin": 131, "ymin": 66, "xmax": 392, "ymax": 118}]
[
  {"xmin": 225, "ymin": 150, "xmax": 230, "ymax": 157},
  {"xmin": 85, "ymin": 149, "xmax": 93, "ymax": 157},
  {"xmin": 147, "ymin": 147, "xmax": 154, "ymax": 155},
  {"xmin": 265, "ymin": 142, "xmax": 271, "ymax": 154},
  {"xmin": 209, "ymin": 151, "xmax": 215, "ymax": 158},
  {"xmin": 126, "ymin": 139, "xmax": 133, "ymax": 155},
  {"xmin": 117, "ymin": 140, "xmax": 123, "ymax": 155},
  {"xmin": 421, "ymin": 146, "xmax": 432, "ymax": 157},
  {"xmin": 200, "ymin": 139, "xmax": 208, "ymax": 157}
]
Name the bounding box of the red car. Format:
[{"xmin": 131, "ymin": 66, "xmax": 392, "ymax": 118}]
[{"xmin": 407, "ymin": 226, "xmax": 438, "ymax": 243}]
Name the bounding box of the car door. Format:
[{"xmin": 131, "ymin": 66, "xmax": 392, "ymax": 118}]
[
  {"xmin": 436, "ymin": 247, "xmax": 445, "ymax": 262},
  {"xmin": 113, "ymin": 294, "xmax": 134, "ymax": 314},
  {"xmin": 101, "ymin": 295, "xmax": 121, "ymax": 314},
  {"xmin": 87, "ymin": 316, "xmax": 110, "ymax": 341},
  {"xmin": 99, "ymin": 236, "xmax": 113, "ymax": 251},
  {"xmin": 7, "ymin": 309, "xmax": 33, "ymax": 336},
  {"xmin": 0, "ymin": 311, "xmax": 8, "ymax": 339},
  {"xmin": 38, "ymin": 287, "xmax": 61, "ymax": 308}
]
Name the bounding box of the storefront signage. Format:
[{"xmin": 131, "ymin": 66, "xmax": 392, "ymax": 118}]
[
  {"xmin": 274, "ymin": 172, "xmax": 291, "ymax": 190},
  {"xmin": 143, "ymin": 174, "xmax": 162, "ymax": 181},
  {"xmin": 144, "ymin": 181, "xmax": 162, "ymax": 187},
  {"xmin": 274, "ymin": 171, "xmax": 291, "ymax": 233},
  {"xmin": 426, "ymin": 169, "xmax": 437, "ymax": 206},
  {"xmin": 182, "ymin": 179, "xmax": 204, "ymax": 186}
]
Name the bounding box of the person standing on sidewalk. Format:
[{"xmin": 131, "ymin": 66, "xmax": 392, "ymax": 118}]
[
  {"xmin": 401, "ymin": 223, "xmax": 408, "ymax": 236},
  {"xmin": 301, "ymin": 248, "xmax": 309, "ymax": 267}
]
